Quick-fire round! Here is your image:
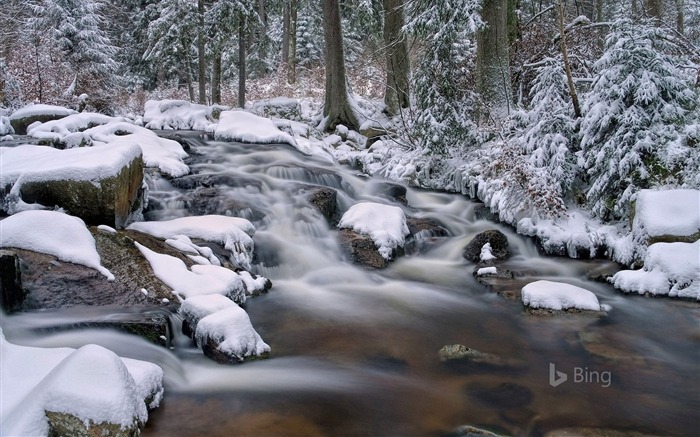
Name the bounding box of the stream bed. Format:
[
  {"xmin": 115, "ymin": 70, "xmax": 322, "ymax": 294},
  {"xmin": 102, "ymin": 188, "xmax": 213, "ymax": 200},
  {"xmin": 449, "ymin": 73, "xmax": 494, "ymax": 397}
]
[{"xmin": 4, "ymin": 132, "xmax": 699, "ymax": 436}]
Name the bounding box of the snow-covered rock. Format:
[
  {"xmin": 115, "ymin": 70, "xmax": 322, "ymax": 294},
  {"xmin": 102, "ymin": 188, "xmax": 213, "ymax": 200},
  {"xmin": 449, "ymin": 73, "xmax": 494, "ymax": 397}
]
[
  {"xmin": 0, "ymin": 330, "xmax": 163, "ymax": 437},
  {"xmin": 128, "ymin": 215, "xmax": 256, "ymax": 269},
  {"xmin": 1, "ymin": 115, "xmax": 15, "ymax": 135},
  {"xmin": 27, "ymin": 112, "xmax": 118, "ymax": 148},
  {"xmin": 611, "ymin": 240, "xmax": 700, "ymax": 300},
  {"xmin": 0, "ymin": 143, "xmax": 144, "ymax": 227},
  {"xmin": 214, "ymin": 110, "xmax": 296, "ymax": 146},
  {"xmin": 632, "ymin": 189, "xmax": 700, "ymax": 244},
  {"xmin": 0, "ymin": 210, "xmax": 114, "ymax": 280},
  {"xmin": 250, "ymin": 97, "xmax": 302, "ymax": 121},
  {"xmin": 143, "ymin": 99, "xmax": 222, "ymax": 131},
  {"xmin": 9, "ymin": 104, "xmax": 77, "ymax": 134},
  {"xmin": 179, "ymin": 294, "xmax": 270, "ymax": 363},
  {"xmin": 338, "ymin": 202, "xmax": 409, "ymax": 260},
  {"xmin": 521, "ymin": 280, "xmax": 602, "ymax": 311},
  {"xmin": 462, "ymin": 230, "xmax": 510, "ymax": 262}
]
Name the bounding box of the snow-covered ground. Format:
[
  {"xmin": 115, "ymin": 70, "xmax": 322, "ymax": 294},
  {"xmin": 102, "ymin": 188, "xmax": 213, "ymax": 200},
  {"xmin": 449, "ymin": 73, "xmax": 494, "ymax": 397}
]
[{"xmin": 0, "ymin": 329, "xmax": 163, "ymax": 437}]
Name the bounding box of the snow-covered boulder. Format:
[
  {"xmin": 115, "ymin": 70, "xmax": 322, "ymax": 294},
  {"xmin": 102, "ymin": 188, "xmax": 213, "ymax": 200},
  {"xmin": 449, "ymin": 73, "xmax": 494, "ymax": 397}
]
[
  {"xmin": 250, "ymin": 97, "xmax": 302, "ymax": 121},
  {"xmin": 0, "ymin": 331, "xmax": 163, "ymax": 437},
  {"xmin": 338, "ymin": 202, "xmax": 409, "ymax": 261},
  {"xmin": 27, "ymin": 112, "xmax": 117, "ymax": 148},
  {"xmin": 8, "ymin": 104, "xmax": 77, "ymax": 134},
  {"xmin": 143, "ymin": 99, "xmax": 222, "ymax": 131},
  {"xmin": 128, "ymin": 215, "xmax": 256, "ymax": 269},
  {"xmin": 0, "ymin": 210, "xmax": 113, "ymax": 280},
  {"xmin": 0, "ymin": 143, "xmax": 145, "ymax": 227},
  {"xmin": 521, "ymin": 280, "xmax": 602, "ymax": 312},
  {"xmin": 611, "ymin": 240, "xmax": 699, "ymax": 300},
  {"xmin": 214, "ymin": 110, "xmax": 296, "ymax": 146},
  {"xmin": 180, "ymin": 294, "xmax": 271, "ymax": 364},
  {"xmin": 1, "ymin": 115, "xmax": 15, "ymax": 136},
  {"xmin": 462, "ymin": 230, "xmax": 511, "ymax": 263},
  {"xmin": 632, "ymin": 189, "xmax": 700, "ymax": 245}
]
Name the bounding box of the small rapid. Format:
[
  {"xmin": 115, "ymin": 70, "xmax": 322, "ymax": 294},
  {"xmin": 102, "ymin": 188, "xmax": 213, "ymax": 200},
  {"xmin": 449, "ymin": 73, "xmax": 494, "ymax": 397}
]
[{"xmin": 3, "ymin": 132, "xmax": 698, "ymax": 436}]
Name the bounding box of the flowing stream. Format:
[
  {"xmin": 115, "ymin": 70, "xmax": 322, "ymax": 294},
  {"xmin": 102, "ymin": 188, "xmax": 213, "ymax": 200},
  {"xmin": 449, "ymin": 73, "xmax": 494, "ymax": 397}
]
[{"xmin": 3, "ymin": 132, "xmax": 699, "ymax": 436}]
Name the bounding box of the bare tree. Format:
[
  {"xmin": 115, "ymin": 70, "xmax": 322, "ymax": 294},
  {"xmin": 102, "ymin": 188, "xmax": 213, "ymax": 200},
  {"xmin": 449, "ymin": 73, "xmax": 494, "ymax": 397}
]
[
  {"xmin": 476, "ymin": 0, "xmax": 513, "ymax": 119},
  {"xmin": 238, "ymin": 13, "xmax": 247, "ymax": 108},
  {"xmin": 320, "ymin": 0, "xmax": 360, "ymax": 131},
  {"xmin": 197, "ymin": 0, "xmax": 206, "ymax": 104}
]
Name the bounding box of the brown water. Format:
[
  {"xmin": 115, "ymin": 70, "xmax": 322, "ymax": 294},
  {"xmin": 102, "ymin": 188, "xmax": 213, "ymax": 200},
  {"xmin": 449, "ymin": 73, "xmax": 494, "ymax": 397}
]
[{"xmin": 3, "ymin": 133, "xmax": 699, "ymax": 436}]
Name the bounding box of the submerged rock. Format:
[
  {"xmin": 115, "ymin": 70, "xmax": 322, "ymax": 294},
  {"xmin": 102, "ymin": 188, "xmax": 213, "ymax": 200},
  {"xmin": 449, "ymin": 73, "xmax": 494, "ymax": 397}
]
[
  {"xmin": 439, "ymin": 344, "xmax": 526, "ymax": 371},
  {"xmin": 404, "ymin": 217, "xmax": 450, "ymax": 255},
  {"xmin": 466, "ymin": 382, "xmax": 533, "ymax": 410},
  {"xmin": 463, "ymin": 230, "xmax": 510, "ymax": 262}
]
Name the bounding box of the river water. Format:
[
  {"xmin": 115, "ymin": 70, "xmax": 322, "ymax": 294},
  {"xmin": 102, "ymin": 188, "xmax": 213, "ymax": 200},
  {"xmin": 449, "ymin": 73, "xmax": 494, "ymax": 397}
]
[{"xmin": 3, "ymin": 133, "xmax": 699, "ymax": 436}]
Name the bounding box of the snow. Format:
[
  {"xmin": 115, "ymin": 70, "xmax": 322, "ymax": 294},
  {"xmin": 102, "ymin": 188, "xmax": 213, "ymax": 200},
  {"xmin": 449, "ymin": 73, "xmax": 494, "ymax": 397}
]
[
  {"xmin": 476, "ymin": 267, "xmax": 498, "ymax": 276},
  {"xmin": 338, "ymin": 202, "xmax": 410, "ymax": 259},
  {"xmin": 633, "ymin": 189, "xmax": 700, "ymax": 239},
  {"xmin": 27, "ymin": 112, "xmax": 118, "ymax": 147},
  {"xmin": 134, "ymin": 242, "xmax": 247, "ymax": 302},
  {"xmin": 98, "ymin": 224, "xmax": 118, "ymax": 234},
  {"xmin": 143, "ymin": 99, "xmax": 222, "ymax": 131},
  {"xmin": 128, "ymin": 215, "xmax": 256, "ymax": 269},
  {"xmin": 165, "ymin": 234, "xmax": 221, "ymax": 266},
  {"xmin": 480, "ymin": 243, "xmax": 496, "ymax": 261},
  {"xmin": 9, "ymin": 104, "xmax": 77, "ymax": 121},
  {"xmin": 521, "ymin": 280, "xmax": 602, "ymax": 311},
  {"xmin": 214, "ymin": 110, "xmax": 296, "ymax": 147},
  {"xmin": 0, "ymin": 210, "xmax": 114, "ymax": 280},
  {"xmin": 612, "ymin": 240, "xmax": 700, "ymax": 300},
  {"xmin": 1, "ymin": 116, "xmax": 14, "ymax": 135},
  {"xmin": 179, "ymin": 295, "xmax": 270, "ymax": 361},
  {"xmin": 0, "ymin": 330, "xmax": 163, "ymax": 437},
  {"xmin": 196, "ymin": 306, "xmax": 271, "ymax": 360},
  {"xmin": 0, "ymin": 143, "xmax": 142, "ymax": 213}
]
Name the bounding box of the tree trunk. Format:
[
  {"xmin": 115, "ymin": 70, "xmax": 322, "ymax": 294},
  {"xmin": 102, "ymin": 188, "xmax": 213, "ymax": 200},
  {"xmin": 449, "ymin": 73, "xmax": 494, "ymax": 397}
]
[
  {"xmin": 282, "ymin": 1, "xmax": 290, "ymax": 64},
  {"xmin": 645, "ymin": 0, "xmax": 663, "ymax": 23},
  {"xmin": 632, "ymin": 0, "xmax": 638, "ymax": 18},
  {"xmin": 321, "ymin": 0, "xmax": 360, "ymax": 131},
  {"xmin": 476, "ymin": 0, "xmax": 512, "ymax": 119},
  {"xmin": 238, "ymin": 14, "xmax": 246, "ymax": 108},
  {"xmin": 184, "ymin": 38, "xmax": 195, "ymax": 102},
  {"xmin": 288, "ymin": 0, "xmax": 298, "ymax": 84},
  {"xmin": 197, "ymin": 0, "xmax": 206, "ymax": 104},
  {"xmin": 383, "ymin": 0, "xmax": 410, "ymax": 116},
  {"xmin": 558, "ymin": 0, "xmax": 581, "ymax": 119},
  {"xmin": 676, "ymin": 0, "xmax": 684, "ymax": 34},
  {"xmin": 212, "ymin": 51, "xmax": 222, "ymax": 105}
]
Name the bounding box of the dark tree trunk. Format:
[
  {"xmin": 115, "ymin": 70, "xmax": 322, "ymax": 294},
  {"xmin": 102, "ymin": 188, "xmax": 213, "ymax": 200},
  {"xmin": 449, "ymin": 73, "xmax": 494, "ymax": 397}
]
[
  {"xmin": 558, "ymin": 0, "xmax": 581, "ymax": 118},
  {"xmin": 212, "ymin": 52, "xmax": 222, "ymax": 105},
  {"xmin": 321, "ymin": 0, "xmax": 360, "ymax": 131},
  {"xmin": 288, "ymin": 0, "xmax": 298, "ymax": 84},
  {"xmin": 476, "ymin": 0, "xmax": 512, "ymax": 119},
  {"xmin": 197, "ymin": 0, "xmax": 206, "ymax": 104},
  {"xmin": 645, "ymin": 0, "xmax": 663, "ymax": 23},
  {"xmin": 238, "ymin": 14, "xmax": 246, "ymax": 108},
  {"xmin": 383, "ymin": 0, "xmax": 410, "ymax": 116},
  {"xmin": 282, "ymin": 1, "xmax": 290, "ymax": 64},
  {"xmin": 676, "ymin": 0, "xmax": 685, "ymax": 34}
]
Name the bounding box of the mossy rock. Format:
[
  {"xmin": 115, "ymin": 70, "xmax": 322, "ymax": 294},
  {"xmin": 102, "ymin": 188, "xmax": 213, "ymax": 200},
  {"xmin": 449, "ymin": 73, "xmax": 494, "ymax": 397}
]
[{"xmin": 46, "ymin": 411, "xmax": 142, "ymax": 437}]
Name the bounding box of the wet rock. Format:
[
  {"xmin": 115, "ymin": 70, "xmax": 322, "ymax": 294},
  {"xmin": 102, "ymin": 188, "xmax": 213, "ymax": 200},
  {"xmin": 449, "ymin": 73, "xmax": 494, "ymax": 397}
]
[
  {"xmin": 572, "ymin": 331, "xmax": 647, "ymax": 363},
  {"xmin": 306, "ymin": 187, "xmax": 339, "ymax": 224},
  {"xmin": 337, "ymin": 229, "xmax": 391, "ymax": 269},
  {"xmin": 404, "ymin": 217, "xmax": 450, "ymax": 255},
  {"xmin": 587, "ymin": 261, "xmax": 624, "ymax": 283},
  {"xmin": 16, "ymin": 154, "xmax": 145, "ymax": 229},
  {"xmin": 466, "ymin": 382, "xmax": 533, "ymax": 410},
  {"xmin": 373, "ymin": 182, "xmax": 408, "ymax": 205},
  {"xmin": 187, "ymin": 187, "xmax": 266, "ymax": 223},
  {"xmin": 449, "ymin": 425, "xmax": 510, "ymax": 437},
  {"xmin": 463, "ymin": 230, "xmax": 510, "ymax": 263},
  {"xmin": 46, "ymin": 411, "xmax": 142, "ymax": 437},
  {"xmin": 544, "ymin": 427, "xmax": 663, "ymax": 437},
  {"xmin": 171, "ymin": 173, "xmax": 263, "ymax": 191},
  {"xmin": 265, "ymin": 164, "xmax": 345, "ymax": 190},
  {"xmin": 0, "ymin": 250, "xmax": 26, "ymax": 312},
  {"xmin": 439, "ymin": 344, "xmax": 526, "ymax": 371}
]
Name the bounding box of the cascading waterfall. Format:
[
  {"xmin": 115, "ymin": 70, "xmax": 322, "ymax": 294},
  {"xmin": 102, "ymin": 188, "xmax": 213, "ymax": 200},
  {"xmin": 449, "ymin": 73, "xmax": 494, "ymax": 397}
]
[{"xmin": 2, "ymin": 132, "xmax": 698, "ymax": 436}]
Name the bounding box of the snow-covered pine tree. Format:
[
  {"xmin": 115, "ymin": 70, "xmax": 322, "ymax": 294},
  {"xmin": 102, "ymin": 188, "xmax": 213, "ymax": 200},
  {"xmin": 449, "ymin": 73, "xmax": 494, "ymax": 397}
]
[
  {"xmin": 405, "ymin": 0, "xmax": 483, "ymax": 157},
  {"xmin": 295, "ymin": 2, "xmax": 324, "ymax": 68},
  {"xmin": 580, "ymin": 19, "xmax": 699, "ymax": 219},
  {"xmin": 28, "ymin": 0, "xmax": 118, "ymax": 97}
]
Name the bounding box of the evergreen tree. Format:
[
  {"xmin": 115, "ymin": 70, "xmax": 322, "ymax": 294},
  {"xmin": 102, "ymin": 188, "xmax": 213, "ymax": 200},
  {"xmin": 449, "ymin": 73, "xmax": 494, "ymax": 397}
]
[
  {"xmin": 580, "ymin": 19, "xmax": 699, "ymax": 219},
  {"xmin": 405, "ymin": 0, "xmax": 483, "ymax": 156},
  {"xmin": 28, "ymin": 0, "xmax": 118, "ymax": 96}
]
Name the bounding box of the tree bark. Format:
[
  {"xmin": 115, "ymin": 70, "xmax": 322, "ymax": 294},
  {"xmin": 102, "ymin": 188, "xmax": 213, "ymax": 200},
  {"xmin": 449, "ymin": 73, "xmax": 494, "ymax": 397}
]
[
  {"xmin": 383, "ymin": 0, "xmax": 410, "ymax": 116},
  {"xmin": 645, "ymin": 0, "xmax": 663, "ymax": 23},
  {"xmin": 288, "ymin": 0, "xmax": 298, "ymax": 84},
  {"xmin": 238, "ymin": 14, "xmax": 246, "ymax": 108},
  {"xmin": 557, "ymin": 0, "xmax": 581, "ymax": 119},
  {"xmin": 676, "ymin": 0, "xmax": 684, "ymax": 34},
  {"xmin": 282, "ymin": 1, "xmax": 290, "ymax": 64},
  {"xmin": 321, "ymin": 0, "xmax": 360, "ymax": 131},
  {"xmin": 476, "ymin": 0, "xmax": 513, "ymax": 119},
  {"xmin": 212, "ymin": 51, "xmax": 222, "ymax": 105},
  {"xmin": 197, "ymin": 0, "xmax": 206, "ymax": 104}
]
